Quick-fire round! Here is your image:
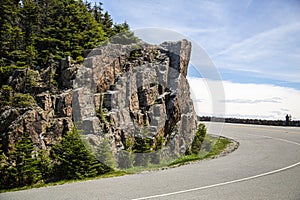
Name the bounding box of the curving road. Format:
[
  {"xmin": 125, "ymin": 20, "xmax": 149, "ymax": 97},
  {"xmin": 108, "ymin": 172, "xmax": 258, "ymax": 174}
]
[{"xmin": 1, "ymin": 123, "xmax": 300, "ymax": 200}]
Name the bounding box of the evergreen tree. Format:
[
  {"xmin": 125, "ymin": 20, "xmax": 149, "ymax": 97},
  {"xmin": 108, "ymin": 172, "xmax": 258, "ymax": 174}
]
[
  {"xmin": 92, "ymin": 2, "xmax": 103, "ymax": 24},
  {"xmin": 96, "ymin": 138, "xmax": 117, "ymax": 169},
  {"xmin": 0, "ymin": 135, "xmax": 8, "ymax": 188},
  {"xmin": 0, "ymin": 0, "xmax": 24, "ymax": 67},
  {"xmin": 36, "ymin": 149, "xmax": 53, "ymax": 181},
  {"xmin": 9, "ymin": 132, "xmax": 41, "ymax": 187},
  {"xmin": 51, "ymin": 127, "xmax": 110, "ymax": 180},
  {"xmin": 20, "ymin": 0, "xmax": 39, "ymax": 68},
  {"xmin": 34, "ymin": 0, "xmax": 106, "ymax": 65},
  {"xmin": 102, "ymin": 11, "xmax": 113, "ymax": 37},
  {"xmin": 186, "ymin": 123, "xmax": 207, "ymax": 155},
  {"xmin": 133, "ymin": 137, "xmax": 152, "ymax": 166}
]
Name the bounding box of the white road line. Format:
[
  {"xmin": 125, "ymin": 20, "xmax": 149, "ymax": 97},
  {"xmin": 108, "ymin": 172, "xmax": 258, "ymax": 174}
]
[
  {"xmin": 132, "ymin": 135, "xmax": 300, "ymax": 200},
  {"xmin": 273, "ymin": 138, "xmax": 300, "ymax": 146},
  {"xmin": 247, "ymin": 132, "xmax": 300, "ymax": 147}
]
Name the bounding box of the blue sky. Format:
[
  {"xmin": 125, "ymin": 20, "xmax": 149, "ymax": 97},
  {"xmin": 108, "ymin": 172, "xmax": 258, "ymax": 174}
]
[
  {"xmin": 98, "ymin": 0, "xmax": 300, "ymax": 89},
  {"xmin": 92, "ymin": 0, "xmax": 300, "ymax": 119}
]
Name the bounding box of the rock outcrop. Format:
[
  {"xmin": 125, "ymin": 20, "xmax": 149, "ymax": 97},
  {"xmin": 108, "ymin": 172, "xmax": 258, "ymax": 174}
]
[
  {"xmin": 0, "ymin": 39, "xmax": 198, "ymax": 168},
  {"xmin": 0, "ymin": 90, "xmax": 73, "ymax": 152},
  {"xmin": 73, "ymin": 39, "xmax": 197, "ymax": 166}
]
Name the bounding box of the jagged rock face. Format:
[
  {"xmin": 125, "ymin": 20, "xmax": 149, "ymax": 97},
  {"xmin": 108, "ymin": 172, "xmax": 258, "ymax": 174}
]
[
  {"xmin": 0, "ymin": 91, "xmax": 73, "ymax": 151},
  {"xmin": 0, "ymin": 39, "xmax": 197, "ymax": 167},
  {"xmin": 73, "ymin": 39, "xmax": 198, "ymax": 163}
]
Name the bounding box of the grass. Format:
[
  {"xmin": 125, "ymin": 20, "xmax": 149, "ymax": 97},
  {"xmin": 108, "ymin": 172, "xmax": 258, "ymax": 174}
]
[
  {"xmin": 0, "ymin": 170, "xmax": 128, "ymax": 193},
  {"xmin": 120, "ymin": 134, "xmax": 232, "ymax": 173},
  {"xmin": 1, "ymin": 134, "xmax": 232, "ymax": 193},
  {"xmin": 168, "ymin": 135, "xmax": 232, "ymax": 167},
  {"xmin": 202, "ymin": 136, "xmax": 231, "ymax": 159}
]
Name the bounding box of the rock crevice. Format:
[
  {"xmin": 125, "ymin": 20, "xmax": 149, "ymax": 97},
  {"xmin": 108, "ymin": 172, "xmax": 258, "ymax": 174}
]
[
  {"xmin": 73, "ymin": 39, "xmax": 197, "ymax": 163},
  {"xmin": 0, "ymin": 39, "xmax": 198, "ymax": 167}
]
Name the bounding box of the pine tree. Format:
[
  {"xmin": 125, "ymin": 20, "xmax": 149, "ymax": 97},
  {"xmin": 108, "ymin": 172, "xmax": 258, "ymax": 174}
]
[
  {"xmin": 133, "ymin": 137, "xmax": 152, "ymax": 166},
  {"xmin": 51, "ymin": 127, "xmax": 110, "ymax": 180},
  {"xmin": 92, "ymin": 2, "xmax": 103, "ymax": 24},
  {"xmin": 186, "ymin": 123, "xmax": 207, "ymax": 155},
  {"xmin": 0, "ymin": 0, "xmax": 24, "ymax": 67},
  {"xmin": 9, "ymin": 132, "xmax": 41, "ymax": 187},
  {"xmin": 102, "ymin": 11, "xmax": 113, "ymax": 37},
  {"xmin": 36, "ymin": 149, "xmax": 53, "ymax": 181},
  {"xmin": 20, "ymin": 0, "xmax": 39, "ymax": 68},
  {"xmin": 96, "ymin": 138, "xmax": 117, "ymax": 168},
  {"xmin": 0, "ymin": 135, "xmax": 8, "ymax": 189}
]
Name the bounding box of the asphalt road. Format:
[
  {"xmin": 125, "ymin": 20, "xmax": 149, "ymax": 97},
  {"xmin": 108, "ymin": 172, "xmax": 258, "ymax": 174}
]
[{"xmin": 1, "ymin": 122, "xmax": 300, "ymax": 200}]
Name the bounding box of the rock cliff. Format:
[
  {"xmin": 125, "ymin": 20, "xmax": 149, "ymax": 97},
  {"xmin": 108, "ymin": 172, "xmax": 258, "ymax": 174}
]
[{"xmin": 0, "ymin": 39, "xmax": 198, "ymax": 168}]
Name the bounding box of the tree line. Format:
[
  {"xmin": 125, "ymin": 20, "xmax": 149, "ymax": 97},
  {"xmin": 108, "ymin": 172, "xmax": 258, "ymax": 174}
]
[
  {"xmin": 0, "ymin": 127, "xmax": 111, "ymax": 190},
  {"xmin": 0, "ymin": 0, "xmax": 130, "ymax": 87},
  {"xmin": 0, "ymin": 0, "xmax": 135, "ymax": 190}
]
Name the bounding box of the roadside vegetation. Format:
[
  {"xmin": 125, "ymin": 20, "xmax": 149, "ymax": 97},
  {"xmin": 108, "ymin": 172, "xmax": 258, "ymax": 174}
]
[
  {"xmin": 0, "ymin": 0, "xmax": 138, "ymax": 106},
  {"xmin": 168, "ymin": 135, "xmax": 231, "ymax": 167},
  {"xmin": 0, "ymin": 0, "xmax": 138, "ymax": 192},
  {"xmin": 0, "ymin": 1, "xmax": 234, "ymax": 193},
  {"xmin": 0, "ymin": 127, "xmax": 112, "ymax": 191},
  {"xmin": 0, "ymin": 123, "xmax": 234, "ymax": 193}
]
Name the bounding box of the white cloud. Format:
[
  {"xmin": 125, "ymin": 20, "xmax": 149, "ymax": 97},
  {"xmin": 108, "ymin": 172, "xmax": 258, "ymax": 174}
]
[
  {"xmin": 213, "ymin": 23, "xmax": 300, "ymax": 83},
  {"xmin": 99, "ymin": 0, "xmax": 300, "ymax": 85},
  {"xmin": 223, "ymin": 97, "xmax": 282, "ymax": 104},
  {"xmin": 96, "ymin": 0, "xmax": 300, "ymax": 112},
  {"xmin": 188, "ymin": 77, "xmax": 300, "ymax": 120}
]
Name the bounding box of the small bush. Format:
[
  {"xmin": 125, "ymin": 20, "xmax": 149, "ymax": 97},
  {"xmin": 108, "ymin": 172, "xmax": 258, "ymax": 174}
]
[
  {"xmin": 96, "ymin": 138, "xmax": 117, "ymax": 169},
  {"xmin": 0, "ymin": 85, "xmax": 13, "ymax": 106},
  {"xmin": 110, "ymin": 31, "xmax": 140, "ymax": 45},
  {"xmin": 132, "ymin": 137, "xmax": 152, "ymax": 166},
  {"xmin": 51, "ymin": 127, "xmax": 110, "ymax": 180},
  {"xmin": 12, "ymin": 93, "xmax": 36, "ymax": 107},
  {"xmin": 186, "ymin": 123, "xmax": 207, "ymax": 155},
  {"xmin": 26, "ymin": 69, "xmax": 40, "ymax": 87},
  {"xmin": 129, "ymin": 49, "xmax": 143, "ymax": 61},
  {"xmin": 75, "ymin": 56, "xmax": 84, "ymax": 63}
]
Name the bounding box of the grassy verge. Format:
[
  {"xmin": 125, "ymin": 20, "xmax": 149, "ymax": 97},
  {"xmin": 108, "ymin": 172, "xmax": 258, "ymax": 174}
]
[
  {"xmin": 121, "ymin": 134, "xmax": 233, "ymax": 173},
  {"xmin": 168, "ymin": 135, "xmax": 232, "ymax": 166},
  {"xmin": 1, "ymin": 135, "xmax": 232, "ymax": 193},
  {"xmin": 0, "ymin": 170, "xmax": 127, "ymax": 193}
]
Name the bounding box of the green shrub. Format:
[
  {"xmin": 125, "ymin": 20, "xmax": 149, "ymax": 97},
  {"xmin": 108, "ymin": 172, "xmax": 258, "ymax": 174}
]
[
  {"xmin": 96, "ymin": 138, "xmax": 117, "ymax": 169},
  {"xmin": 75, "ymin": 55, "xmax": 84, "ymax": 63},
  {"xmin": 12, "ymin": 93, "xmax": 36, "ymax": 107},
  {"xmin": 0, "ymin": 66, "xmax": 26, "ymax": 86},
  {"xmin": 129, "ymin": 49, "xmax": 142, "ymax": 61},
  {"xmin": 51, "ymin": 127, "xmax": 110, "ymax": 180},
  {"xmin": 0, "ymin": 132, "xmax": 42, "ymax": 189},
  {"xmin": 133, "ymin": 137, "xmax": 152, "ymax": 166},
  {"xmin": 26, "ymin": 69, "xmax": 40, "ymax": 87},
  {"xmin": 0, "ymin": 85, "xmax": 13, "ymax": 106},
  {"xmin": 186, "ymin": 123, "xmax": 207, "ymax": 155},
  {"xmin": 110, "ymin": 31, "xmax": 140, "ymax": 45}
]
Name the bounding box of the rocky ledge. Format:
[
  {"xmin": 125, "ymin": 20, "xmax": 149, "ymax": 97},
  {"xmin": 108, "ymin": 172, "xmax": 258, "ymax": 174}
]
[{"xmin": 0, "ymin": 39, "xmax": 198, "ymax": 168}]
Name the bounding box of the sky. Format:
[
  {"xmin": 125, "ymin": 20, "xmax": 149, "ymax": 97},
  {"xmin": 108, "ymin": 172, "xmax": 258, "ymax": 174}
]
[{"xmin": 93, "ymin": 0, "xmax": 300, "ymax": 120}]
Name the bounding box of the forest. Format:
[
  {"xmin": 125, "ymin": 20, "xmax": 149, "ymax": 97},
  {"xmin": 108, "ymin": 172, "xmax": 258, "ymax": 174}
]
[
  {"xmin": 0, "ymin": 0, "xmax": 131, "ymax": 89},
  {"xmin": 0, "ymin": 0, "xmax": 135, "ymax": 190}
]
